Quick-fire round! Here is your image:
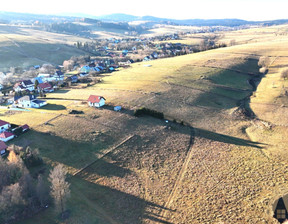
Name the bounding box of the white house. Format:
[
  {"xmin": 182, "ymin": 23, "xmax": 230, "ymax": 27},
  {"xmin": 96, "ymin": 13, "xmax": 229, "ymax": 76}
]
[
  {"xmin": 0, "ymin": 131, "xmax": 14, "ymax": 142},
  {"xmin": 14, "ymin": 80, "xmax": 35, "ymax": 92},
  {"xmin": 88, "ymin": 95, "xmax": 106, "ymax": 108},
  {"xmin": 17, "ymin": 95, "xmax": 47, "ymax": 108},
  {"xmin": 21, "ymin": 80, "xmax": 35, "ymax": 92},
  {"xmin": 31, "ymin": 99, "xmax": 47, "ymax": 108},
  {"xmin": 0, "ymin": 120, "xmax": 11, "ymax": 132}
]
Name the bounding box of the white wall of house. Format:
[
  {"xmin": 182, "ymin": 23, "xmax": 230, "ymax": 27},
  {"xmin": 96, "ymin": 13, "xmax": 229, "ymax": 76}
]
[
  {"xmin": 0, "ymin": 124, "xmax": 10, "ymax": 132},
  {"xmin": 31, "ymin": 101, "xmax": 47, "ymax": 108},
  {"xmin": 89, "ymin": 98, "xmax": 105, "ymax": 108},
  {"xmin": 19, "ymin": 100, "xmax": 32, "ymax": 108},
  {"xmin": 0, "ymin": 135, "xmax": 14, "ymax": 142}
]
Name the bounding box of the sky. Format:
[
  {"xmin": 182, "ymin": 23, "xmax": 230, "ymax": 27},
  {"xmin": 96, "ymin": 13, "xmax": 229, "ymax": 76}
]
[{"xmin": 1, "ymin": 0, "xmax": 288, "ymax": 21}]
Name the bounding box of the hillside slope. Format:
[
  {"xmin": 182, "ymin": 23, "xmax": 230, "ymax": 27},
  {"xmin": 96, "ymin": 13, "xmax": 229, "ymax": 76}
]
[{"xmin": 3, "ymin": 25, "xmax": 288, "ymax": 223}]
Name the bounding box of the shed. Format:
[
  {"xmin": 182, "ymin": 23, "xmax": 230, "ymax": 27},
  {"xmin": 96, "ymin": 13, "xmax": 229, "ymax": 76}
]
[
  {"xmin": 0, "ymin": 141, "xmax": 8, "ymax": 156},
  {"xmin": 114, "ymin": 106, "xmax": 121, "ymax": 111}
]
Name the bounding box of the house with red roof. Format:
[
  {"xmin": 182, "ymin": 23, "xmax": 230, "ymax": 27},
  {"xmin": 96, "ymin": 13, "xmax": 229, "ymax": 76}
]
[
  {"xmin": 0, "ymin": 131, "xmax": 14, "ymax": 142},
  {"xmin": 0, "ymin": 141, "xmax": 8, "ymax": 156},
  {"xmin": 21, "ymin": 124, "xmax": 30, "ymax": 132},
  {"xmin": 88, "ymin": 95, "xmax": 106, "ymax": 108},
  {"xmin": 0, "ymin": 120, "xmax": 11, "ymax": 132},
  {"xmin": 37, "ymin": 82, "xmax": 54, "ymax": 93}
]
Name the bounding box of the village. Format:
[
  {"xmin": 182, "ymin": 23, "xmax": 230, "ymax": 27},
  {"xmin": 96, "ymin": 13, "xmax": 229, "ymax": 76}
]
[{"xmin": 0, "ymin": 29, "xmax": 232, "ymax": 160}]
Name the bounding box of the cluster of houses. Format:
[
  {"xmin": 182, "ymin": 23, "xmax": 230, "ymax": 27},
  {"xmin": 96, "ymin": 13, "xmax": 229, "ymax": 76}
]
[
  {"xmin": 80, "ymin": 59, "xmax": 118, "ymax": 74},
  {"xmin": 0, "ymin": 119, "xmax": 29, "ymax": 156}
]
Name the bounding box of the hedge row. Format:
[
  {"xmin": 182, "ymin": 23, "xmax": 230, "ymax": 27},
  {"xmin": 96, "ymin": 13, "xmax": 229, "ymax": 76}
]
[{"xmin": 134, "ymin": 107, "xmax": 164, "ymax": 119}]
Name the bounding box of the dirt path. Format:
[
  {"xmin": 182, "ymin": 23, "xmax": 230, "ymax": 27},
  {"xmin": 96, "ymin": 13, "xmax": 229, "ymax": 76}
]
[
  {"xmin": 159, "ymin": 127, "xmax": 195, "ymax": 221},
  {"xmin": 72, "ymin": 134, "xmax": 135, "ymax": 177}
]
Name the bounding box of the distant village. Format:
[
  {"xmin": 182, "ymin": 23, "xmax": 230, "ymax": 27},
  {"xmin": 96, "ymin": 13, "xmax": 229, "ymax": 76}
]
[{"xmin": 0, "ymin": 31, "xmax": 229, "ymax": 157}]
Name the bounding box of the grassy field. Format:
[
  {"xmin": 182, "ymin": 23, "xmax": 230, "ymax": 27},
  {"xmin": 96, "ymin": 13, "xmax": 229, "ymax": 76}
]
[
  {"xmin": 0, "ymin": 24, "xmax": 91, "ymax": 71},
  {"xmin": 2, "ymin": 24, "xmax": 288, "ymax": 223}
]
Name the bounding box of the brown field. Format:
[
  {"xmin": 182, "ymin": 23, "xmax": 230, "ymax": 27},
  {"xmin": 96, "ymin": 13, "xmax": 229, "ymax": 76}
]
[{"xmin": 2, "ymin": 24, "xmax": 288, "ymax": 223}]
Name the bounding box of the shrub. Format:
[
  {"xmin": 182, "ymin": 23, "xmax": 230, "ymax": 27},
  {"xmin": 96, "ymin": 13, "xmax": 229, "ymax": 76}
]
[
  {"xmin": 281, "ymin": 68, "xmax": 288, "ymax": 80},
  {"xmin": 134, "ymin": 107, "xmax": 164, "ymax": 119}
]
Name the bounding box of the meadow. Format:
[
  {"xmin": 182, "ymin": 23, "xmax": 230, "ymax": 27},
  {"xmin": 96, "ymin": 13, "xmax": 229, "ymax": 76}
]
[{"xmin": 1, "ymin": 24, "xmax": 288, "ymax": 223}]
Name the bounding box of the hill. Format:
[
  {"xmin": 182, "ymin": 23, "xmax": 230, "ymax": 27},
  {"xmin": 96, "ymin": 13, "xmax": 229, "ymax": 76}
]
[
  {"xmin": 95, "ymin": 13, "xmax": 288, "ymax": 26},
  {"xmin": 0, "ymin": 24, "xmax": 92, "ymax": 71},
  {"xmin": 0, "ymin": 24, "xmax": 286, "ymax": 223}
]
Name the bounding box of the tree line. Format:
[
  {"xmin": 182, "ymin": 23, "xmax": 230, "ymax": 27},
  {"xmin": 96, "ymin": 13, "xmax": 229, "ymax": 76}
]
[{"xmin": 0, "ymin": 146, "xmax": 70, "ymax": 223}]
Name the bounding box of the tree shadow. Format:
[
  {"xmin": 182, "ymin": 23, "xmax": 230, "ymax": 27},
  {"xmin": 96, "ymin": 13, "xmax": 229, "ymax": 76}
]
[
  {"xmin": 78, "ymin": 158, "xmax": 132, "ymax": 179},
  {"xmin": 53, "ymin": 89, "xmax": 70, "ymax": 94},
  {"xmin": 195, "ymin": 127, "xmax": 266, "ymax": 149},
  {"xmin": 70, "ymin": 176, "xmax": 174, "ymax": 224},
  {"xmin": 40, "ymin": 104, "xmax": 66, "ymax": 111}
]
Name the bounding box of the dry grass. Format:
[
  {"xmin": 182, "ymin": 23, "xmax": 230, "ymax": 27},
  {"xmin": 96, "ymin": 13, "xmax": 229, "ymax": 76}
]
[{"xmin": 5, "ymin": 24, "xmax": 288, "ymax": 224}]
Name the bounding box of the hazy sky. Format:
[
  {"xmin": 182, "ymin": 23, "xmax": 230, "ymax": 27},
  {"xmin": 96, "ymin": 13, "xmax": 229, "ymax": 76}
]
[{"xmin": 1, "ymin": 0, "xmax": 288, "ymax": 21}]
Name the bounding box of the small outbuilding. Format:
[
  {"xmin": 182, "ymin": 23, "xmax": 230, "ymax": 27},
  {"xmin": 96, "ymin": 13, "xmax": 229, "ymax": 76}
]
[
  {"xmin": 0, "ymin": 141, "xmax": 8, "ymax": 156},
  {"xmin": 88, "ymin": 95, "xmax": 106, "ymax": 108},
  {"xmin": 114, "ymin": 106, "xmax": 121, "ymax": 111}
]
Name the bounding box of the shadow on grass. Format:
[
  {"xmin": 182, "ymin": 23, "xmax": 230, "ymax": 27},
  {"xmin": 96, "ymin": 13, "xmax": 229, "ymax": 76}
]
[
  {"xmin": 70, "ymin": 177, "xmax": 174, "ymax": 224},
  {"xmin": 53, "ymin": 89, "xmax": 70, "ymax": 94},
  {"xmin": 79, "ymin": 158, "xmax": 132, "ymax": 178},
  {"xmin": 15, "ymin": 128, "xmax": 175, "ymax": 224},
  {"xmin": 195, "ymin": 128, "xmax": 266, "ymax": 149},
  {"xmin": 12, "ymin": 130, "xmax": 116, "ymax": 170},
  {"xmin": 40, "ymin": 104, "xmax": 66, "ymax": 111}
]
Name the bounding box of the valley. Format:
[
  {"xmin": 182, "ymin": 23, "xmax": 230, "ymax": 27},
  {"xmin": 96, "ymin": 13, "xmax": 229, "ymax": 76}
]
[{"xmin": 0, "ymin": 17, "xmax": 288, "ymax": 223}]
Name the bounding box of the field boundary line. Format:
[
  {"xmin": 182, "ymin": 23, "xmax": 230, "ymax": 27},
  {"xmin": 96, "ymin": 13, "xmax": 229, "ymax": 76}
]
[
  {"xmin": 72, "ymin": 134, "xmax": 135, "ymax": 177},
  {"xmin": 160, "ymin": 127, "xmax": 195, "ymax": 220}
]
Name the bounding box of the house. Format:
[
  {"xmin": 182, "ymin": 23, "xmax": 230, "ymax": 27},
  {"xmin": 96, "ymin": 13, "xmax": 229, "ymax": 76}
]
[
  {"xmin": 274, "ymin": 197, "xmax": 288, "ymax": 223},
  {"xmin": 66, "ymin": 75, "xmax": 78, "ymax": 83},
  {"xmin": 21, "ymin": 124, "xmax": 30, "ymax": 132},
  {"xmin": 14, "ymin": 83, "xmax": 27, "ymax": 92},
  {"xmin": 17, "ymin": 95, "xmax": 47, "ymax": 108},
  {"xmin": 80, "ymin": 65, "xmax": 91, "ymax": 73},
  {"xmin": 31, "ymin": 99, "xmax": 47, "ymax": 108},
  {"xmin": 8, "ymin": 95, "xmax": 22, "ymax": 105},
  {"xmin": 21, "ymin": 80, "xmax": 35, "ymax": 92},
  {"xmin": 0, "ymin": 120, "xmax": 11, "ymax": 132},
  {"xmin": 33, "ymin": 76, "xmax": 44, "ymax": 84},
  {"xmin": 14, "ymin": 80, "xmax": 35, "ymax": 92},
  {"xmin": 53, "ymin": 71, "xmax": 64, "ymax": 81},
  {"xmin": 38, "ymin": 74, "xmax": 56, "ymax": 83},
  {"xmin": 88, "ymin": 95, "xmax": 105, "ymax": 108},
  {"xmin": 0, "ymin": 141, "xmax": 8, "ymax": 156},
  {"xmin": 38, "ymin": 82, "xmax": 54, "ymax": 93},
  {"xmin": 0, "ymin": 131, "xmax": 14, "ymax": 142}
]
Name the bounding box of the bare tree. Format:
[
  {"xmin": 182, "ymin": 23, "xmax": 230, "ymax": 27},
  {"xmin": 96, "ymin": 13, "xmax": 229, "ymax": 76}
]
[
  {"xmin": 281, "ymin": 68, "xmax": 288, "ymax": 80},
  {"xmin": 259, "ymin": 67, "xmax": 268, "ymax": 74},
  {"xmin": 39, "ymin": 64, "xmax": 56, "ymax": 74},
  {"xmin": 258, "ymin": 56, "xmax": 270, "ymax": 68},
  {"xmin": 49, "ymin": 164, "xmax": 70, "ymax": 216},
  {"xmin": 63, "ymin": 60, "xmax": 75, "ymax": 71},
  {"xmin": 229, "ymin": 39, "xmax": 236, "ymax": 46}
]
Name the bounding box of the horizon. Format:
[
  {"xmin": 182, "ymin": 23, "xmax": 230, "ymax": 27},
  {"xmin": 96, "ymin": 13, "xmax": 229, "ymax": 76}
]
[{"xmin": 1, "ymin": 0, "xmax": 288, "ymax": 21}]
